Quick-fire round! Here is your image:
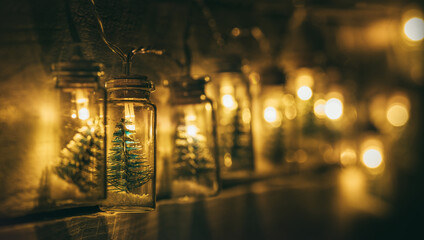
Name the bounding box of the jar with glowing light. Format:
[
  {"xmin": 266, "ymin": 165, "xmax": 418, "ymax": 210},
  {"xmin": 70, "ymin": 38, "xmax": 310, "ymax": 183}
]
[
  {"xmin": 169, "ymin": 76, "xmax": 220, "ymax": 198},
  {"xmin": 52, "ymin": 60, "xmax": 106, "ymax": 202},
  {"xmin": 258, "ymin": 67, "xmax": 287, "ymax": 168},
  {"xmin": 101, "ymin": 75, "xmax": 156, "ymax": 212},
  {"xmin": 208, "ymin": 57, "xmax": 254, "ymax": 174}
]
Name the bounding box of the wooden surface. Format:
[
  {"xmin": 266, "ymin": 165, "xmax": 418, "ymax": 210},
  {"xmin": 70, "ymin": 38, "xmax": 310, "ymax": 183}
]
[{"xmin": 0, "ymin": 171, "xmax": 390, "ymax": 240}]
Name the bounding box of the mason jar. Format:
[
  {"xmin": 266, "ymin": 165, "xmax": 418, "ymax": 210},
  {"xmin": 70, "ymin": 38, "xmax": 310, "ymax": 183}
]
[
  {"xmin": 169, "ymin": 76, "xmax": 220, "ymax": 198},
  {"xmin": 207, "ymin": 57, "xmax": 254, "ymax": 175},
  {"xmin": 101, "ymin": 75, "xmax": 156, "ymax": 212},
  {"xmin": 52, "ymin": 60, "xmax": 106, "ymax": 204},
  {"xmin": 258, "ymin": 67, "xmax": 287, "ymax": 170}
]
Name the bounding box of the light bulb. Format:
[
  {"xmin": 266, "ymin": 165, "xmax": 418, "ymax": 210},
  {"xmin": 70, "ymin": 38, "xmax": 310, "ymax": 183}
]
[
  {"xmin": 222, "ymin": 94, "xmax": 235, "ymax": 108},
  {"xmin": 314, "ymin": 99, "xmax": 326, "ymax": 119},
  {"xmin": 187, "ymin": 125, "xmax": 198, "ymax": 137},
  {"xmin": 362, "ymin": 149, "xmax": 383, "ymax": 169},
  {"xmin": 386, "ymin": 103, "xmax": 409, "ymax": 127},
  {"xmin": 325, "ymin": 98, "xmax": 343, "ymax": 120},
  {"xmin": 297, "ymin": 86, "xmax": 313, "ymax": 101},
  {"xmin": 404, "ymin": 17, "xmax": 424, "ymax": 41},
  {"xmin": 78, "ymin": 107, "xmax": 90, "ymax": 120},
  {"xmin": 126, "ymin": 124, "xmax": 136, "ymax": 131},
  {"xmin": 264, "ymin": 106, "xmax": 278, "ymax": 123}
]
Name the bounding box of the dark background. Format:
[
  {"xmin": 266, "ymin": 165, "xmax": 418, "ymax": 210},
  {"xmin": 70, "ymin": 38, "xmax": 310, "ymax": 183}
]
[{"xmin": 0, "ymin": 0, "xmax": 423, "ymax": 239}]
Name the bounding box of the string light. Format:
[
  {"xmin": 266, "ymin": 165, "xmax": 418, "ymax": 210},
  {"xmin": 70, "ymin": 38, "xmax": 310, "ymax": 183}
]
[
  {"xmin": 325, "ymin": 98, "xmax": 343, "ymax": 120},
  {"xmin": 404, "ymin": 17, "xmax": 424, "ymax": 41},
  {"xmin": 297, "ymin": 86, "xmax": 313, "ymax": 100}
]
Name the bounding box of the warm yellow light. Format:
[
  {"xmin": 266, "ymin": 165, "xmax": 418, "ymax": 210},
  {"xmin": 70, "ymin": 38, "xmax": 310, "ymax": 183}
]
[
  {"xmin": 126, "ymin": 124, "xmax": 136, "ymax": 131},
  {"xmin": 340, "ymin": 148, "xmax": 357, "ymax": 166},
  {"xmin": 295, "ymin": 70, "xmax": 314, "ymax": 89},
  {"xmin": 325, "ymin": 98, "xmax": 343, "ymax": 120},
  {"xmin": 186, "ymin": 114, "xmax": 196, "ymax": 121},
  {"xmin": 205, "ymin": 103, "xmax": 212, "ymax": 111},
  {"xmin": 283, "ymin": 94, "xmax": 295, "ymax": 106},
  {"xmin": 314, "ymin": 99, "xmax": 327, "ymax": 119},
  {"xmin": 362, "ymin": 149, "xmax": 383, "ymax": 169},
  {"xmin": 285, "ymin": 106, "xmax": 297, "ymax": 120},
  {"xmin": 222, "ymin": 94, "xmax": 236, "ymax": 108},
  {"xmin": 264, "ymin": 106, "xmax": 278, "ymax": 123},
  {"xmin": 78, "ymin": 107, "xmax": 89, "ymax": 120},
  {"xmin": 242, "ymin": 108, "xmax": 251, "ymax": 124},
  {"xmin": 249, "ymin": 72, "xmax": 260, "ymax": 85},
  {"xmin": 76, "ymin": 98, "xmax": 88, "ymax": 104},
  {"xmin": 296, "ymin": 149, "xmax": 308, "ymax": 163},
  {"xmin": 71, "ymin": 113, "xmax": 77, "ymax": 119},
  {"xmin": 386, "ymin": 103, "xmax": 409, "ymax": 127},
  {"xmin": 224, "ymin": 153, "xmax": 232, "ymax": 167},
  {"xmin": 297, "ymin": 86, "xmax": 313, "ymax": 101},
  {"xmin": 187, "ymin": 125, "xmax": 198, "ymax": 137},
  {"xmin": 404, "ymin": 17, "xmax": 424, "ymax": 41},
  {"xmin": 231, "ymin": 27, "xmax": 241, "ymax": 37}
]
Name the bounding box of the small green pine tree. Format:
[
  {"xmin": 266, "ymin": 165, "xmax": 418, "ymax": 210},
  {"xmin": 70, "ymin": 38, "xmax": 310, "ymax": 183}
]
[
  {"xmin": 173, "ymin": 125, "xmax": 214, "ymax": 179},
  {"xmin": 55, "ymin": 125, "xmax": 103, "ymax": 193},
  {"xmin": 108, "ymin": 118, "xmax": 153, "ymax": 193}
]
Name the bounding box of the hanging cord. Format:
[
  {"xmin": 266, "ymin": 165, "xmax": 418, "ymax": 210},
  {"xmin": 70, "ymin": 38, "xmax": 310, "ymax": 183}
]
[
  {"xmin": 65, "ymin": 0, "xmax": 81, "ymax": 43},
  {"xmin": 88, "ymin": 0, "xmax": 163, "ymax": 74},
  {"xmin": 194, "ymin": 0, "xmax": 225, "ymax": 47},
  {"xmin": 183, "ymin": 2, "xmax": 193, "ymax": 76}
]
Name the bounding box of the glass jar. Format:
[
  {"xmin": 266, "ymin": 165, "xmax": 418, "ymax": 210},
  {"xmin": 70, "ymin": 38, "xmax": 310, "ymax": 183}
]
[
  {"xmin": 258, "ymin": 67, "xmax": 287, "ymax": 171},
  {"xmin": 101, "ymin": 75, "xmax": 156, "ymax": 212},
  {"xmin": 169, "ymin": 76, "xmax": 220, "ymax": 198},
  {"xmin": 52, "ymin": 60, "xmax": 106, "ymax": 203},
  {"xmin": 207, "ymin": 57, "xmax": 254, "ymax": 174}
]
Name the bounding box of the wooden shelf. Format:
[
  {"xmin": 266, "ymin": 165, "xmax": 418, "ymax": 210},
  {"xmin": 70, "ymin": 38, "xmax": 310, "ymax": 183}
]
[{"xmin": 0, "ymin": 171, "xmax": 387, "ymax": 240}]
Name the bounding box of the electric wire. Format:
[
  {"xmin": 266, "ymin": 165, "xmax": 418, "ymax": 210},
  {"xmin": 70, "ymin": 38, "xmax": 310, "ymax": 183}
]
[{"xmin": 88, "ymin": 0, "xmax": 164, "ymax": 73}]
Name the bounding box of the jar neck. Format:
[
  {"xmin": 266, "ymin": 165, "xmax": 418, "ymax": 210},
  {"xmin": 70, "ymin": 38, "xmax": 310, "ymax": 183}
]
[{"xmin": 107, "ymin": 88, "xmax": 151, "ymax": 101}]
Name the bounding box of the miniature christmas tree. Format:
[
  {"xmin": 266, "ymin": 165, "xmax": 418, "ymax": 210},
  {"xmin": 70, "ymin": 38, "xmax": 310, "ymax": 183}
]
[
  {"xmin": 108, "ymin": 118, "xmax": 153, "ymax": 193},
  {"xmin": 173, "ymin": 125, "xmax": 215, "ymax": 179},
  {"xmin": 55, "ymin": 125, "xmax": 103, "ymax": 193}
]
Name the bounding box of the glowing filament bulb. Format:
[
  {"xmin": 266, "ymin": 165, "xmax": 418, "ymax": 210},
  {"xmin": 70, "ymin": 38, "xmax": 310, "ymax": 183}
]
[
  {"xmin": 386, "ymin": 103, "xmax": 409, "ymax": 127},
  {"xmin": 264, "ymin": 106, "xmax": 278, "ymax": 123},
  {"xmin": 314, "ymin": 99, "xmax": 327, "ymax": 119},
  {"xmin": 297, "ymin": 86, "xmax": 313, "ymax": 101},
  {"xmin": 71, "ymin": 113, "xmax": 77, "ymax": 119},
  {"xmin": 186, "ymin": 114, "xmax": 196, "ymax": 121},
  {"xmin": 76, "ymin": 98, "xmax": 88, "ymax": 104},
  {"xmin": 126, "ymin": 124, "xmax": 136, "ymax": 131},
  {"xmin": 362, "ymin": 149, "xmax": 383, "ymax": 169},
  {"xmin": 187, "ymin": 125, "xmax": 198, "ymax": 137},
  {"xmin": 78, "ymin": 108, "xmax": 90, "ymax": 120},
  {"xmin": 125, "ymin": 103, "xmax": 136, "ymax": 130},
  {"xmin": 76, "ymin": 90, "xmax": 90, "ymax": 121},
  {"xmin": 222, "ymin": 94, "xmax": 235, "ymax": 108},
  {"xmin": 325, "ymin": 98, "xmax": 343, "ymax": 120},
  {"xmin": 404, "ymin": 17, "xmax": 424, "ymax": 41},
  {"xmin": 224, "ymin": 153, "xmax": 232, "ymax": 167}
]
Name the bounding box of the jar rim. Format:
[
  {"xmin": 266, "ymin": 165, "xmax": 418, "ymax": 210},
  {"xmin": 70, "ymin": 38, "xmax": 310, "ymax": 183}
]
[{"xmin": 106, "ymin": 75, "xmax": 155, "ymax": 92}]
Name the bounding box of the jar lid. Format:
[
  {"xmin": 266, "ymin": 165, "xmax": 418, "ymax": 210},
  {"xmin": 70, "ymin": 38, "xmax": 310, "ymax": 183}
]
[
  {"xmin": 106, "ymin": 75, "xmax": 155, "ymax": 92},
  {"xmin": 53, "ymin": 60, "xmax": 104, "ymax": 87}
]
